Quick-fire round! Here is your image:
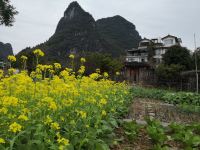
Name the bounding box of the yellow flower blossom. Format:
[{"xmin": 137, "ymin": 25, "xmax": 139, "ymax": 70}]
[
  {"xmin": 22, "ymin": 108, "xmax": 30, "ymax": 114},
  {"xmin": 60, "ymin": 116, "xmax": 65, "ymax": 121},
  {"xmin": 33, "ymin": 49, "xmax": 44, "ymax": 57},
  {"xmin": 96, "ymin": 68, "xmax": 100, "ymax": 73},
  {"xmin": 59, "ymin": 145, "xmax": 64, "ymax": 150},
  {"xmin": 0, "ymin": 69, "xmax": 4, "ymax": 79},
  {"xmin": 64, "ymin": 99, "xmax": 73, "ymax": 107},
  {"xmin": 80, "ymin": 57, "xmax": 86, "ymax": 63},
  {"xmin": 44, "ymin": 115, "xmax": 53, "ymax": 125},
  {"xmin": 9, "ymin": 122, "xmax": 22, "ymax": 133},
  {"xmin": 89, "ymin": 73, "xmax": 100, "ymax": 80},
  {"xmin": 1, "ymin": 96, "xmax": 19, "ymax": 107},
  {"xmin": 0, "ymin": 138, "xmax": 5, "ymax": 144},
  {"xmin": 78, "ymin": 111, "xmax": 87, "ymax": 119},
  {"xmin": 99, "ymin": 98, "xmax": 107, "ymax": 105},
  {"xmin": 116, "ymin": 72, "xmax": 120, "ymax": 76},
  {"xmin": 51, "ymin": 122, "xmax": 60, "ymax": 130},
  {"xmin": 69, "ymin": 54, "xmax": 75, "ymax": 59},
  {"xmin": 8, "ymin": 68, "xmax": 16, "ymax": 75},
  {"xmin": 54, "ymin": 63, "xmax": 62, "ymax": 70},
  {"xmin": 8, "ymin": 55, "xmax": 16, "ymax": 62},
  {"xmin": 101, "ymin": 110, "xmax": 107, "ymax": 116},
  {"xmin": 78, "ymin": 65, "xmax": 85, "ymax": 74},
  {"xmin": 0, "ymin": 107, "xmax": 8, "ymax": 114},
  {"xmin": 103, "ymin": 72, "xmax": 109, "ymax": 78},
  {"xmin": 57, "ymin": 138, "xmax": 69, "ymax": 145},
  {"xmin": 21, "ymin": 55, "xmax": 28, "ymax": 61},
  {"xmin": 18, "ymin": 114, "xmax": 29, "ymax": 121},
  {"xmin": 49, "ymin": 101, "xmax": 57, "ymax": 111}
]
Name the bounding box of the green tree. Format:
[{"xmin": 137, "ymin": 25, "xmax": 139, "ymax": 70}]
[
  {"xmin": 163, "ymin": 46, "xmax": 192, "ymax": 70},
  {"xmin": 85, "ymin": 52, "xmax": 123, "ymax": 75},
  {"xmin": 155, "ymin": 64, "xmax": 184, "ymax": 80},
  {"xmin": 0, "ymin": 0, "xmax": 18, "ymax": 26},
  {"xmin": 191, "ymin": 48, "xmax": 200, "ymax": 70}
]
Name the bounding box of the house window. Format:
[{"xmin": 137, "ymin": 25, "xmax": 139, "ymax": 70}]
[
  {"xmin": 141, "ymin": 58, "xmax": 145, "ymax": 62},
  {"xmin": 156, "ymin": 59, "xmax": 161, "ymax": 64},
  {"xmin": 164, "ymin": 39, "xmax": 174, "ymax": 45},
  {"xmin": 155, "ymin": 50, "xmax": 161, "ymax": 55}
]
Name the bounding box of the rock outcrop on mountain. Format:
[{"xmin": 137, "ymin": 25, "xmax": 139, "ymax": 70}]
[{"xmin": 0, "ymin": 42, "xmax": 13, "ymax": 61}]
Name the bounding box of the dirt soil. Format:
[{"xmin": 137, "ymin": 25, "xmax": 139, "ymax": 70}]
[{"xmin": 127, "ymin": 98, "xmax": 200, "ymax": 124}]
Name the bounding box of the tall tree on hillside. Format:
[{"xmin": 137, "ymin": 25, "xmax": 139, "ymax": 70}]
[
  {"xmin": 0, "ymin": 0, "xmax": 18, "ymax": 26},
  {"xmin": 163, "ymin": 45, "xmax": 192, "ymax": 70}
]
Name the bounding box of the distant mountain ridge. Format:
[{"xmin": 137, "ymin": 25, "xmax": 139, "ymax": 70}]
[
  {"xmin": 17, "ymin": 1, "xmax": 141, "ymax": 65},
  {"xmin": 0, "ymin": 42, "xmax": 13, "ymax": 61},
  {"xmin": 97, "ymin": 15, "xmax": 141, "ymax": 55}
]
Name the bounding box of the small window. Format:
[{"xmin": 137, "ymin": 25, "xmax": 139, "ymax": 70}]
[
  {"xmin": 141, "ymin": 58, "xmax": 145, "ymax": 62},
  {"xmin": 164, "ymin": 39, "xmax": 174, "ymax": 45}
]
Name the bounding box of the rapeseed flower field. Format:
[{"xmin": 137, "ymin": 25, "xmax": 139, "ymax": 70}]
[{"xmin": 0, "ymin": 51, "xmax": 131, "ymax": 150}]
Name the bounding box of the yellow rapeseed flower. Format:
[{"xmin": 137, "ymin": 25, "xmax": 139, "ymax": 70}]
[
  {"xmin": 8, "ymin": 68, "xmax": 16, "ymax": 75},
  {"xmin": 21, "ymin": 55, "xmax": 28, "ymax": 61},
  {"xmin": 103, "ymin": 72, "xmax": 109, "ymax": 78},
  {"xmin": 57, "ymin": 138, "xmax": 69, "ymax": 146},
  {"xmin": 99, "ymin": 98, "xmax": 107, "ymax": 105},
  {"xmin": 18, "ymin": 114, "xmax": 29, "ymax": 121},
  {"xmin": 59, "ymin": 145, "xmax": 65, "ymax": 150},
  {"xmin": 2, "ymin": 96, "xmax": 19, "ymax": 107},
  {"xmin": 89, "ymin": 73, "xmax": 100, "ymax": 80},
  {"xmin": 54, "ymin": 63, "xmax": 62, "ymax": 70},
  {"xmin": 101, "ymin": 110, "xmax": 107, "ymax": 116},
  {"xmin": 69, "ymin": 54, "xmax": 75, "ymax": 59},
  {"xmin": 0, "ymin": 138, "xmax": 5, "ymax": 144},
  {"xmin": 78, "ymin": 111, "xmax": 87, "ymax": 119},
  {"xmin": 9, "ymin": 122, "xmax": 22, "ymax": 133},
  {"xmin": 116, "ymin": 72, "xmax": 120, "ymax": 76},
  {"xmin": 78, "ymin": 66, "xmax": 85, "ymax": 74},
  {"xmin": 22, "ymin": 108, "xmax": 30, "ymax": 114},
  {"xmin": 0, "ymin": 107, "xmax": 8, "ymax": 114},
  {"xmin": 0, "ymin": 69, "xmax": 3, "ymax": 78},
  {"xmin": 44, "ymin": 115, "xmax": 53, "ymax": 125},
  {"xmin": 60, "ymin": 116, "xmax": 65, "ymax": 121},
  {"xmin": 8, "ymin": 55, "xmax": 16, "ymax": 62},
  {"xmin": 49, "ymin": 101, "xmax": 57, "ymax": 111},
  {"xmin": 64, "ymin": 99, "xmax": 73, "ymax": 107},
  {"xmin": 96, "ymin": 68, "xmax": 101, "ymax": 73},
  {"xmin": 51, "ymin": 122, "xmax": 60, "ymax": 130},
  {"xmin": 33, "ymin": 49, "xmax": 44, "ymax": 57},
  {"xmin": 80, "ymin": 57, "xmax": 86, "ymax": 63}
]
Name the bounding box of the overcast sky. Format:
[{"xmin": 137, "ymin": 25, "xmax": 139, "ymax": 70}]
[{"xmin": 0, "ymin": 0, "xmax": 200, "ymax": 54}]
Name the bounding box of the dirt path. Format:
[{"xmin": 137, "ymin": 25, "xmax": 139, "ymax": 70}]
[{"xmin": 127, "ymin": 98, "xmax": 200, "ymax": 124}]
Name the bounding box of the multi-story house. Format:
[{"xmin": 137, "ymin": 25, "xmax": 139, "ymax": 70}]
[{"xmin": 125, "ymin": 35, "xmax": 182, "ymax": 83}]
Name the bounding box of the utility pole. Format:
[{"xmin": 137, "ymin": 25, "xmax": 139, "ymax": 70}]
[{"xmin": 194, "ymin": 34, "xmax": 199, "ymax": 93}]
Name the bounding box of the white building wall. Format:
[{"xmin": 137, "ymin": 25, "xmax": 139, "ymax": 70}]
[{"xmin": 163, "ymin": 37, "xmax": 176, "ymax": 47}]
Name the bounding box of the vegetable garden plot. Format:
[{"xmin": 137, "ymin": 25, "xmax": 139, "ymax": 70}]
[{"xmin": 128, "ymin": 98, "xmax": 200, "ymax": 124}]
